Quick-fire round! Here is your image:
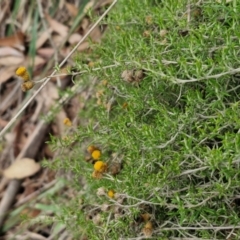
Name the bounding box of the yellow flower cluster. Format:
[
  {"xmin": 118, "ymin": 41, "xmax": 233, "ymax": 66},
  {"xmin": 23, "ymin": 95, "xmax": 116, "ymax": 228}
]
[
  {"xmin": 16, "ymin": 67, "xmax": 34, "ymax": 92},
  {"xmin": 21, "ymin": 81, "xmax": 34, "ymax": 92},
  {"xmin": 87, "ymin": 146, "xmax": 108, "ymax": 179}
]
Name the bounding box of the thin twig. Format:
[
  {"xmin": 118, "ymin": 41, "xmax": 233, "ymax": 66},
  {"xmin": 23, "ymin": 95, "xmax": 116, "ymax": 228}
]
[
  {"xmin": 35, "ymin": 63, "xmax": 122, "ymax": 82},
  {"xmin": 161, "ymin": 225, "xmax": 240, "ymax": 230},
  {"xmin": 175, "ymin": 67, "xmax": 240, "ymax": 83},
  {"xmin": 0, "ymin": 0, "xmax": 118, "ymax": 139}
]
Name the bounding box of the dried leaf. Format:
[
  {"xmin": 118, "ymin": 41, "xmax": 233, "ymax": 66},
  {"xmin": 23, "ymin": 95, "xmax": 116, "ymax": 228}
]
[
  {"xmin": 52, "ymin": 35, "xmax": 63, "ymax": 47},
  {"xmin": 21, "ymin": 208, "xmax": 41, "ymax": 218},
  {"xmin": 69, "ymin": 33, "xmax": 82, "ymax": 45},
  {"xmin": 0, "ymin": 56, "xmax": 24, "ymax": 66},
  {"xmin": 3, "ymin": 158, "xmax": 41, "ymax": 179},
  {"xmin": 0, "ymin": 66, "xmax": 16, "ymax": 83},
  {"xmin": 0, "ymin": 118, "xmax": 8, "ymax": 127},
  {"xmin": 77, "ymin": 42, "xmax": 89, "ymax": 51},
  {"xmin": 89, "ymin": 26, "xmax": 102, "ymax": 43},
  {"xmin": 37, "ymin": 48, "xmax": 54, "ymax": 58},
  {"xmin": 0, "ymin": 47, "xmax": 24, "ymax": 57},
  {"xmin": 36, "ymin": 29, "xmax": 52, "ymax": 49},
  {"xmin": 65, "ymin": 2, "xmax": 78, "ymax": 17},
  {"xmin": 45, "ymin": 13, "xmax": 69, "ymax": 37},
  {"xmin": 0, "ymin": 32, "xmax": 25, "ymax": 51},
  {"xmin": 24, "ymin": 55, "xmax": 46, "ymax": 68}
]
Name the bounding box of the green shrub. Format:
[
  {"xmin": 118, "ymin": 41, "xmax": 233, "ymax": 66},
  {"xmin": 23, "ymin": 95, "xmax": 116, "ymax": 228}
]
[{"xmin": 45, "ymin": 0, "xmax": 240, "ymax": 239}]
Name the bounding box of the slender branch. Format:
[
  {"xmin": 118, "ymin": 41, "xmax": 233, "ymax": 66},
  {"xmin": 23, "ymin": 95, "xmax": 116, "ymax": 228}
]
[
  {"xmin": 161, "ymin": 225, "xmax": 240, "ymax": 230},
  {"xmin": 175, "ymin": 67, "xmax": 240, "ymax": 83}
]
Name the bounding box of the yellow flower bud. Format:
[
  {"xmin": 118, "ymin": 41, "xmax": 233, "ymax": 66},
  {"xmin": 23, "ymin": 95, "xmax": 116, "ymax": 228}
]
[
  {"xmin": 16, "ymin": 67, "xmax": 30, "ymax": 81},
  {"xmin": 16, "ymin": 67, "xmax": 27, "ymax": 76}
]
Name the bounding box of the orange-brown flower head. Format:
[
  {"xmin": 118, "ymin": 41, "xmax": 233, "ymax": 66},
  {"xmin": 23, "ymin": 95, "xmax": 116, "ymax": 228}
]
[
  {"xmin": 92, "ymin": 170, "xmax": 103, "ymax": 179},
  {"xmin": 87, "ymin": 145, "xmax": 98, "ymax": 154},
  {"xmin": 142, "ymin": 221, "xmax": 153, "ymax": 237},
  {"xmin": 21, "ymin": 81, "xmax": 34, "ymax": 92}
]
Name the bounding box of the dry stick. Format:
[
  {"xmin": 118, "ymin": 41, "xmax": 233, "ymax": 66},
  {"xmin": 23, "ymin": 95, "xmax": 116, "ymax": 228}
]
[{"xmin": 0, "ymin": 0, "xmax": 118, "ymax": 140}]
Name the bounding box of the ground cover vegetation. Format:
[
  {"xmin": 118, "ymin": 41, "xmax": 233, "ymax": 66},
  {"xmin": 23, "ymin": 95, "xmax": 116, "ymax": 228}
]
[{"xmin": 27, "ymin": 0, "xmax": 240, "ymax": 239}]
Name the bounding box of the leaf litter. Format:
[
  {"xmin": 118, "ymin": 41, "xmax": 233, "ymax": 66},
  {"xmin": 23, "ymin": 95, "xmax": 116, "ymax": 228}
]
[{"xmin": 0, "ymin": 0, "xmax": 113, "ymax": 238}]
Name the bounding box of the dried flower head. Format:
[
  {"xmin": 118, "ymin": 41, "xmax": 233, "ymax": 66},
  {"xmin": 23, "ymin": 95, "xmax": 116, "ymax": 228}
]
[
  {"xmin": 121, "ymin": 70, "xmax": 134, "ymax": 83},
  {"xmin": 94, "ymin": 161, "xmax": 107, "ymax": 173},
  {"xmin": 122, "ymin": 102, "xmax": 128, "ymax": 109},
  {"xmin": 143, "ymin": 30, "xmax": 151, "ymax": 38},
  {"xmin": 63, "ymin": 118, "xmax": 72, "ymax": 127},
  {"xmin": 97, "ymin": 99, "xmax": 102, "ymax": 105},
  {"xmin": 101, "ymin": 80, "xmax": 108, "ymax": 86},
  {"xmin": 21, "ymin": 81, "xmax": 34, "ymax": 92},
  {"xmin": 113, "ymin": 206, "xmax": 124, "ymax": 214},
  {"xmin": 16, "ymin": 67, "xmax": 30, "ymax": 81},
  {"xmin": 88, "ymin": 61, "xmax": 95, "ymax": 68},
  {"xmin": 145, "ymin": 16, "xmax": 153, "ymax": 25},
  {"xmin": 134, "ymin": 70, "xmax": 144, "ymax": 81},
  {"xmin": 97, "ymin": 187, "xmax": 106, "ymax": 196},
  {"xmin": 141, "ymin": 213, "xmax": 151, "ymax": 222},
  {"xmin": 114, "ymin": 193, "xmax": 124, "ymax": 203},
  {"xmin": 96, "ymin": 90, "xmax": 104, "ymax": 98},
  {"xmin": 109, "ymin": 162, "xmax": 122, "ymax": 176},
  {"xmin": 92, "ymin": 150, "xmax": 101, "ymax": 160},
  {"xmin": 92, "ymin": 170, "xmax": 103, "ymax": 179},
  {"xmin": 142, "ymin": 221, "xmax": 153, "ymax": 237},
  {"xmin": 92, "ymin": 213, "xmax": 101, "ymax": 225},
  {"xmin": 101, "ymin": 203, "xmax": 110, "ymax": 212},
  {"xmin": 107, "ymin": 190, "xmax": 115, "ymax": 198},
  {"xmin": 121, "ymin": 69, "xmax": 145, "ymax": 84},
  {"xmin": 87, "ymin": 145, "xmax": 98, "ymax": 154},
  {"xmin": 159, "ymin": 29, "xmax": 168, "ymax": 37}
]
